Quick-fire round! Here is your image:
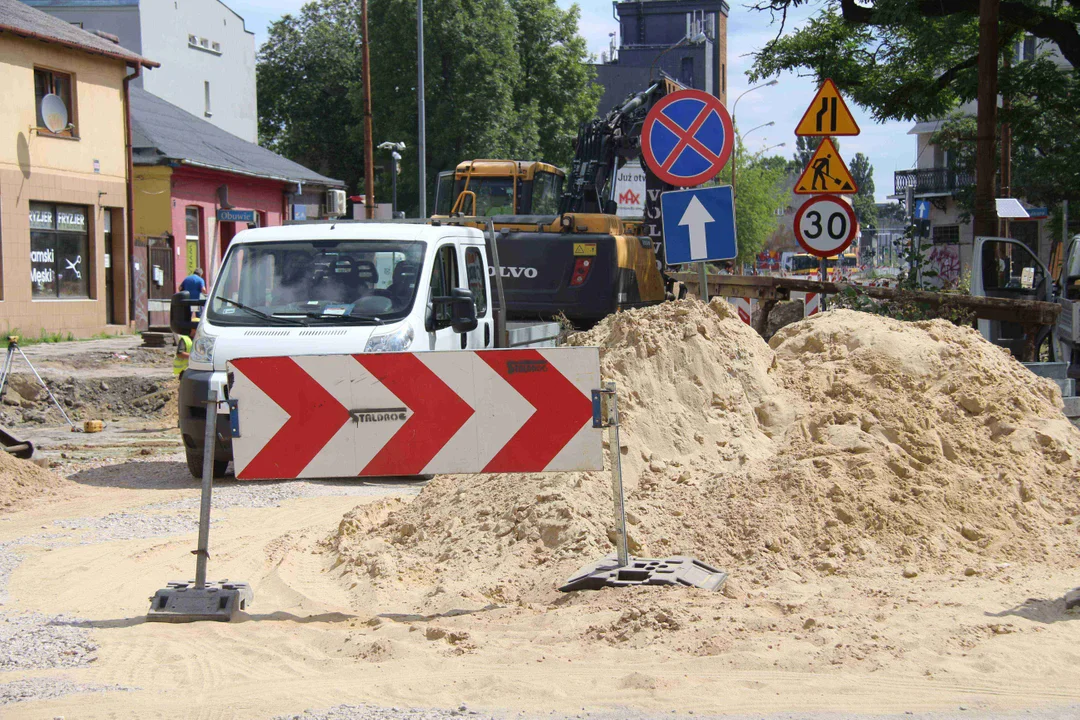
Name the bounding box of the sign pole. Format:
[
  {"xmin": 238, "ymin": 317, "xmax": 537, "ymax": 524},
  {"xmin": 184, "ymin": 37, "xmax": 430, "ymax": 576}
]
[
  {"xmin": 697, "ymin": 261, "xmax": 709, "ymax": 302},
  {"xmin": 605, "ymin": 381, "xmax": 630, "ymax": 568},
  {"xmin": 194, "ymin": 379, "xmax": 221, "ymax": 588}
]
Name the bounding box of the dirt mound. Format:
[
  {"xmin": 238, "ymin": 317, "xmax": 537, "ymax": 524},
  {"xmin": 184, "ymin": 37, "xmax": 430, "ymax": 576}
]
[
  {"xmin": 0, "ymin": 447, "xmax": 71, "ymax": 513},
  {"xmin": 330, "ymin": 301, "xmax": 1080, "ymax": 607},
  {"xmin": 0, "ymin": 374, "xmax": 177, "ymax": 426}
]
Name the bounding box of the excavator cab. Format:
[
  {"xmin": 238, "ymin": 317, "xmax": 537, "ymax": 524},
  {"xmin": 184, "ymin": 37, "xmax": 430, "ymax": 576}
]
[{"xmin": 434, "ymin": 160, "xmax": 564, "ymax": 218}]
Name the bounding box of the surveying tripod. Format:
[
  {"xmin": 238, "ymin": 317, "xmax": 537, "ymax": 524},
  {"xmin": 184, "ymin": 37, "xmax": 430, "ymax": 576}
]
[{"xmin": 0, "ymin": 336, "xmax": 76, "ymax": 430}]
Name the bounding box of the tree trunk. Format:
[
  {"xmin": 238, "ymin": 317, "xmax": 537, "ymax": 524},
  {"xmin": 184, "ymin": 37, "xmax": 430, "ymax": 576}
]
[{"xmin": 974, "ymin": 0, "xmax": 999, "ymax": 237}]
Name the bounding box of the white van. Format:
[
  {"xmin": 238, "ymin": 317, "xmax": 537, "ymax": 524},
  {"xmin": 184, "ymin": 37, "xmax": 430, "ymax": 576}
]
[{"xmin": 174, "ymin": 221, "xmax": 558, "ymax": 477}]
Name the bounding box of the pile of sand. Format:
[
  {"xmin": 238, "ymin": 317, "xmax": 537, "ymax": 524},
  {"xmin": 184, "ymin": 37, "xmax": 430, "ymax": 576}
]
[
  {"xmin": 331, "ymin": 301, "xmax": 1080, "ymax": 605},
  {"xmin": 0, "ymin": 449, "xmax": 70, "ymax": 513}
]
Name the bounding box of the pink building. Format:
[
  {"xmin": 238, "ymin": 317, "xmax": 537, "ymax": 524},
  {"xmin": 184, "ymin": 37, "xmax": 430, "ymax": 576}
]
[{"xmin": 131, "ymin": 87, "xmax": 344, "ymax": 327}]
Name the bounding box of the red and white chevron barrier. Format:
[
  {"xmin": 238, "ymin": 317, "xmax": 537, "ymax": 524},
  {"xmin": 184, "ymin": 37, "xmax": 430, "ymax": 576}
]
[{"xmin": 227, "ymin": 349, "xmax": 603, "ymax": 480}]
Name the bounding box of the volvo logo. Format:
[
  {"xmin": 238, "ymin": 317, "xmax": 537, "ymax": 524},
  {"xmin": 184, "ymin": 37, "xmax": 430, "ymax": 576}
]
[{"xmin": 488, "ymin": 266, "xmax": 538, "ymax": 279}]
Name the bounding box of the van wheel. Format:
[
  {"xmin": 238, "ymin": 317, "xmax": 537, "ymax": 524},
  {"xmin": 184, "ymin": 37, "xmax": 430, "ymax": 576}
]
[{"xmin": 185, "ymin": 448, "xmax": 229, "ymax": 479}]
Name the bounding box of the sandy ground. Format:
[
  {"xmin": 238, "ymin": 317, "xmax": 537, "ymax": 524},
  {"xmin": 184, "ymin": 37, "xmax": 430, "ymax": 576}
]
[
  {"xmin": 2, "ymin": 318, "xmax": 1080, "ymax": 718},
  {"xmin": 0, "ymin": 452, "xmax": 1078, "ymax": 719}
]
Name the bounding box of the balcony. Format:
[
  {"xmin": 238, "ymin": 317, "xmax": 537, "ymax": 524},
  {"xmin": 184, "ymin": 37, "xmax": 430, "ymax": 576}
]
[{"xmin": 893, "ymin": 168, "xmax": 974, "ymax": 196}]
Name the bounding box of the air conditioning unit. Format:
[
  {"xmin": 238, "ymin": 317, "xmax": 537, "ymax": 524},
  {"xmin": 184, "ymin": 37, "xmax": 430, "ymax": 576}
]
[{"xmin": 326, "ymin": 189, "xmax": 346, "ymax": 217}]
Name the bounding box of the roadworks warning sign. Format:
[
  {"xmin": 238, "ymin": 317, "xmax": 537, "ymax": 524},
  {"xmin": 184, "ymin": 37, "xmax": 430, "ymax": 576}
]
[{"xmin": 793, "ymin": 138, "xmax": 858, "ymax": 194}]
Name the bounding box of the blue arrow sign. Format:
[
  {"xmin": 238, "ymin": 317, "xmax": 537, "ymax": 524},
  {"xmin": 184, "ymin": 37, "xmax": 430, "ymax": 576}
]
[
  {"xmin": 915, "ymin": 199, "xmax": 931, "ymax": 220},
  {"xmin": 661, "ymin": 186, "xmax": 737, "ymax": 265}
]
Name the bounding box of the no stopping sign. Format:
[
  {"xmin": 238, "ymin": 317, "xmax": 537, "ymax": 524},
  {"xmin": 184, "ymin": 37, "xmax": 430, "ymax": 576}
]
[{"xmin": 794, "ymin": 195, "xmax": 858, "ymax": 258}]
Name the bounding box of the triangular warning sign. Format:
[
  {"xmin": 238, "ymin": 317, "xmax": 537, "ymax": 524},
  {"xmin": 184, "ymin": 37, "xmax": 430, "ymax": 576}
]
[
  {"xmin": 793, "ymin": 138, "xmax": 858, "ymax": 194},
  {"xmin": 795, "ymin": 79, "xmax": 860, "ymax": 136}
]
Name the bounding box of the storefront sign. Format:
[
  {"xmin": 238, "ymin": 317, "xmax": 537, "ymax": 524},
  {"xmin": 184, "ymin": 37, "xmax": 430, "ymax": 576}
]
[
  {"xmin": 30, "ymin": 207, "xmax": 54, "ymax": 229},
  {"xmin": 56, "ymin": 206, "xmax": 86, "ymax": 232},
  {"xmin": 217, "ymin": 209, "xmax": 256, "ymax": 223}
]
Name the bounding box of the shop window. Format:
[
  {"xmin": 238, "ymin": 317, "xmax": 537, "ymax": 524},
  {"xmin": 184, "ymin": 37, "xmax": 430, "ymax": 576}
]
[
  {"xmin": 185, "ymin": 206, "xmax": 201, "ymax": 276},
  {"xmin": 29, "ymin": 202, "xmax": 90, "ymax": 299},
  {"xmin": 34, "ymin": 68, "xmax": 77, "ymax": 137}
]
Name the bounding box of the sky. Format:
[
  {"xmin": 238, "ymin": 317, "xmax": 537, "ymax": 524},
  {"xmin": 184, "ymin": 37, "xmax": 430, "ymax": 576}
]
[{"xmin": 228, "ymin": 0, "xmax": 914, "ymax": 202}]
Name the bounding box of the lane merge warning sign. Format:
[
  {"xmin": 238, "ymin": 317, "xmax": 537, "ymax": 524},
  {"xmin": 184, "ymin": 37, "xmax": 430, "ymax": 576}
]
[{"xmin": 795, "ymin": 78, "xmax": 860, "ymax": 136}]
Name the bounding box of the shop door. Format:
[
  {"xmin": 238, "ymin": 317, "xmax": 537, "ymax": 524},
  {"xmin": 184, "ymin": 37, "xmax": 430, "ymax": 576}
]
[
  {"xmin": 147, "ymin": 235, "xmax": 175, "ymax": 328},
  {"xmin": 104, "ymin": 212, "xmax": 117, "ymax": 324}
]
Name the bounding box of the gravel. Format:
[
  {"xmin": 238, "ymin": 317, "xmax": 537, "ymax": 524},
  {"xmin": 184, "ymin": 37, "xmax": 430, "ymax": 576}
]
[
  {"xmin": 0, "ymin": 613, "xmax": 97, "ymax": 671},
  {"xmin": 148, "ymin": 478, "xmax": 425, "ymax": 512},
  {"xmin": 52, "ymin": 510, "xmax": 210, "ymax": 541},
  {"xmin": 275, "ymin": 704, "xmax": 493, "ymax": 720},
  {"xmin": 0, "ymin": 675, "xmax": 134, "ymax": 705},
  {"xmin": 275, "ymin": 707, "xmax": 1080, "ymax": 720}
]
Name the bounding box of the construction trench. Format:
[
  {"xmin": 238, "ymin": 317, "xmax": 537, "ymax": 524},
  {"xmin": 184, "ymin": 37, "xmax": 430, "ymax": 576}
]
[{"xmin": 1, "ymin": 300, "xmax": 1079, "ymax": 718}]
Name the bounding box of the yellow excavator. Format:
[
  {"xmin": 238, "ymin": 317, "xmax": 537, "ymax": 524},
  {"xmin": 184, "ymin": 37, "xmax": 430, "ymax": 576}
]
[{"xmin": 433, "ymin": 79, "xmax": 685, "ymax": 325}]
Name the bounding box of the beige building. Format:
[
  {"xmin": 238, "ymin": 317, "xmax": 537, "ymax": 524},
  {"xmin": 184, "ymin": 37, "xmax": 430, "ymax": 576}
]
[{"xmin": 0, "ymin": 0, "xmax": 155, "ymax": 336}]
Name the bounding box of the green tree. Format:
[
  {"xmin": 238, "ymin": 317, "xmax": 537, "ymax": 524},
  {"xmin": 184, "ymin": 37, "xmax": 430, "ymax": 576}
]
[
  {"xmin": 849, "ymin": 152, "xmax": 877, "ymax": 227},
  {"xmin": 257, "ymin": 0, "xmax": 365, "ymax": 191},
  {"xmin": 748, "ymin": 1, "xmax": 1080, "ymax": 205},
  {"xmin": 257, "ymin": 0, "xmax": 600, "ymax": 215},
  {"xmin": 510, "ymin": 0, "xmax": 601, "ymax": 167},
  {"xmin": 713, "ymin": 143, "xmax": 788, "ymax": 262}
]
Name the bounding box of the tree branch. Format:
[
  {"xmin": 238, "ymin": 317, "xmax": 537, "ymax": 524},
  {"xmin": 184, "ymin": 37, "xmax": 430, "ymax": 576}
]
[{"xmin": 838, "ymin": 0, "xmax": 1080, "ymax": 68}]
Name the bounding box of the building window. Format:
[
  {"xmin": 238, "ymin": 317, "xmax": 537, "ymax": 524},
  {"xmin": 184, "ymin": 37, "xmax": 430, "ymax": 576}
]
[
  {"xmin": 680, "ymin": 56, "xmax": 694, "ymax": 87},
  {"xmin": 1021, "ymin": 34, "xmax": 1036, "ymax": 62},
  {"xmin": 34, "ymin": 68, "xmax": 76, "ymax": 137},
  {"xmin": 30, "ymin": 202, "xmax": 90, "ymax": 299},
  {"xmin": 185, "ymin": 206, "xmax": 202, "ymax": 276},
  {"xmin": 932, "ymin": 224, "xmax": 960, "ymax": 244},
  {"xmin": 204, "ymin": 81, "xmax": 212, "ymax": 117},
  {"xmin": 189, "ymin": 34, "xmax": 223, "ymax": 55}
]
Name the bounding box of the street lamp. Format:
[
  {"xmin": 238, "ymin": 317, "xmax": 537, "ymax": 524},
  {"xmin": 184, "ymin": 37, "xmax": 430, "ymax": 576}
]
[
  {"xmin": 763, "ymin": 142, "xmax": 787, "ymax": 154},
  {"xmin": 649, "ymin": 30, "xmax": 708, "ymax": 82},
  {"xmin": 729, "ymin": 78, "xmax": 778, "ymax": 198},
  {"xmin": 378, "ymin": 141, "xmax": 406, "ymax": 217},
  {"xmin": 732, "ymin": 121, "xmax": 775, "ymax": 198},
  {"xmin": 417, "ymin": 0, "xmax": 426, "ymax": 217}
]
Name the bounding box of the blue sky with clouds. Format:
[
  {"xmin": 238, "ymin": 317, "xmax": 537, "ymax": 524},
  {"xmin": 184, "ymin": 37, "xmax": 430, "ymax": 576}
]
[{"xmin": 230, "ymin": 0, "xmax": 912, "ymax": 201}]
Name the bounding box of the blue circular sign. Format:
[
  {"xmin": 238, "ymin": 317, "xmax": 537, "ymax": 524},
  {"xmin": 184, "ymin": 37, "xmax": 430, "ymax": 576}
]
[{"xmin": 641, "ymin": 89, "xmax": 734, "ymax": 187}]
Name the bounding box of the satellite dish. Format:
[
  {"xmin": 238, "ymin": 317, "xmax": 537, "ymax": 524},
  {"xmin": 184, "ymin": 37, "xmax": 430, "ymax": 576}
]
[{"xmin": 41, "ymin": 93, "xmax": 69, "ymax": 133}]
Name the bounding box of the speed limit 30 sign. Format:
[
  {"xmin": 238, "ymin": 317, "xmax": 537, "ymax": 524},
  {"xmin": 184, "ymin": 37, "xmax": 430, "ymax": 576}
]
[{"xmin": 794, "ymin": 194, "xmax": 858, "ymax": 258}]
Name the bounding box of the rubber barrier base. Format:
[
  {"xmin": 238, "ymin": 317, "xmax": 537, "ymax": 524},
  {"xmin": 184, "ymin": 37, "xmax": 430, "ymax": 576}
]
[
  {"xmin": 559, "ymin": 554, "xmax": 727, "ymax": 592},
  {"xmin": 147, "ymin": 580, "xmax": 253, "ymax": 622}
]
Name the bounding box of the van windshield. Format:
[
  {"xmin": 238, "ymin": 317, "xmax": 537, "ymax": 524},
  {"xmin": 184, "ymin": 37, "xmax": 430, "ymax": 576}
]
[{"xmin": 206, "ymin": 239, "xmax": 426, "ymax": 326}]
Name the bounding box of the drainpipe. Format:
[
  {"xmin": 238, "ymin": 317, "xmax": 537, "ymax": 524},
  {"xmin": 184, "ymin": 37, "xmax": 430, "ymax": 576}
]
[{"xmin": 123, "ymin": 61, "xmax": 142, "ymax": 326}]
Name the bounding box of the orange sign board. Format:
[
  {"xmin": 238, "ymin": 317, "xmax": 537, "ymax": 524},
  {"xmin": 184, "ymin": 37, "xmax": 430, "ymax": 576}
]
[
  {"xmin": 793, "ymin": 138, "xmax": 858, "ymax": 194},
  {"xmin": 795, "ymin": 79, "xmax": 860, "ymax": 136}
]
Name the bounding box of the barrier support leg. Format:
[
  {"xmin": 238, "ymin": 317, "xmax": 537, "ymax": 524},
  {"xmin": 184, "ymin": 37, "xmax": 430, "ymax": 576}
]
[{"xmin": 147, "ymin": 377, "xmax": 252, "ymax": 621}]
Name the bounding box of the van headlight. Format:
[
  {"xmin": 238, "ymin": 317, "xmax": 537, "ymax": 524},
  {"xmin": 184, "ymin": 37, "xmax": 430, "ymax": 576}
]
[
  {"xmin": 190, "ymin": 332, "xmax": 215, "ymax": 364},
  {"xmin": 364, "ymin": 324, "xmax": 414, "ymax": 352}
]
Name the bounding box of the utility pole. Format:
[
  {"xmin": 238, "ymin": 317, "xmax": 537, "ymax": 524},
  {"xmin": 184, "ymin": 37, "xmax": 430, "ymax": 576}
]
[
  {"xmin": 974, "ymin": 0, "xmax": 999, "ymax": 238},
  {"xmin": 999, "ymin": 49, "xmax": 1012, "ymax": 238},
  {"xmin": 417, "ymin": 0, "xmax": 427, "ymax": 218},
  {"xmin": 361, "ymin": 0, "xmax": 375, "ymax": 220}
]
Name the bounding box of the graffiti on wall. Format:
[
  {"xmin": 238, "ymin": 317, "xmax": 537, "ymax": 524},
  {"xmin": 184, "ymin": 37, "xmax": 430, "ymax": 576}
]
[{"xmin": 927, "ymin": 244, "xmax": 962, "ymax": 287}]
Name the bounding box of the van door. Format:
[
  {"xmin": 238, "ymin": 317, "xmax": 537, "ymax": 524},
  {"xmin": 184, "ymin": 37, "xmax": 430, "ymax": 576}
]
[
  {"xmin": 971, "ymin": 236, "xmax": 1055, "ymax": 358},
  {"xmin": 425, "ymin": 242, "xmax": 464, "ymax": 350},
  {"xmin": 459, "ymin": 245, "xmax": 493, "ymax": 348}
]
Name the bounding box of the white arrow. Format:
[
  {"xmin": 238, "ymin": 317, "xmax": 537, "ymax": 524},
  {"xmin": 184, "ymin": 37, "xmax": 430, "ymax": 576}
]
[{"xmin": 679, "ymin": 196, "xmax": 715, "ymax": 260}]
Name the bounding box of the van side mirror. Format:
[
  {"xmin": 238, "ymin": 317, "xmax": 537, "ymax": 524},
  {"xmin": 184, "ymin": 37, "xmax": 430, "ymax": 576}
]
[
  {"xmin": 169, "ymin": 291, "xmax": 205, "ymax": 335},
  {"xmin": 450, "ymin": 288, "xmax": 478, "ymax": 333}
]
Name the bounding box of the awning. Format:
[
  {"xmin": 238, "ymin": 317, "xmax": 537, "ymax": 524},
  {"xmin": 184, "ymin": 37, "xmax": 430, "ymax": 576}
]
[
  {"xmin": 996, "ymin": 198, "xmax": 1030, "ymax": 218},
  {"xmin": 907, "ymin": 120, "xmax": 945, "ymax": 135}
]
